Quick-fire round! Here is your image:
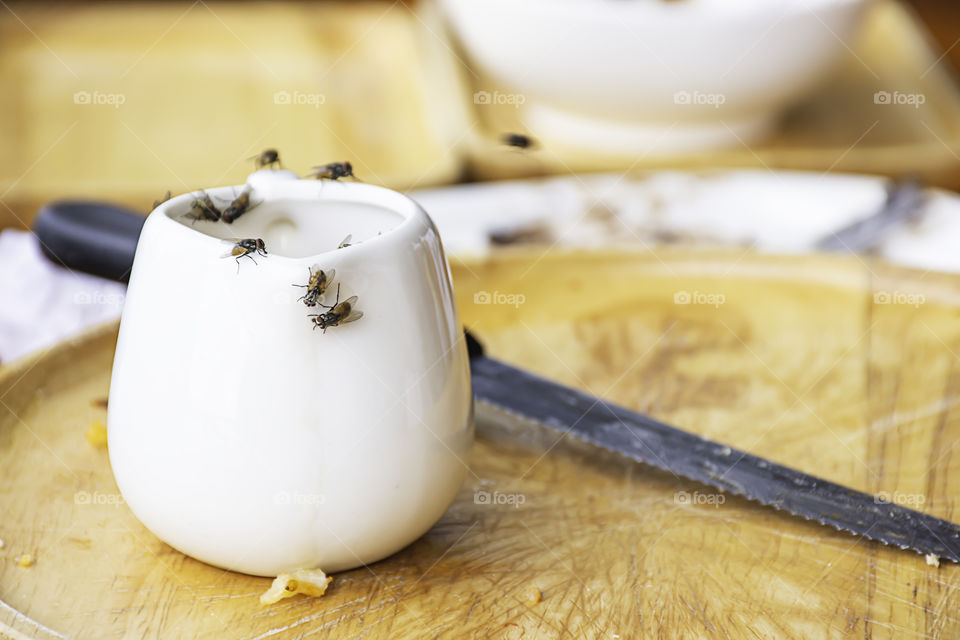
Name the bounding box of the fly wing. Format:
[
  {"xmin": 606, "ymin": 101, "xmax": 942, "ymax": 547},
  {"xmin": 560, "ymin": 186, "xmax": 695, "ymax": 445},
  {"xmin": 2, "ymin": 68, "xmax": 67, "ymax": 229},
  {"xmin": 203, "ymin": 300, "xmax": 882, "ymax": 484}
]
[
  {"xmin": 220, "ymin": 239, "xmax": 245, "ymax": 258},
  {"xmin": 340, "ymin": 296, "xmax": 362, "ymax": 323},
  {"xmin": 341, "ymin": 310, "xmax": 363, "ymax": 324}
]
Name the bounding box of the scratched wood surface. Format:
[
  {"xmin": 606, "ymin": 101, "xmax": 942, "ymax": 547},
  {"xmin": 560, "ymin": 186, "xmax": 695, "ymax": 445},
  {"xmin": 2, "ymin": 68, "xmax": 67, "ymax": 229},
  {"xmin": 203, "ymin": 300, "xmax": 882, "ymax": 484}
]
[{"xmin": 2, "ymin": 250, "xmax": 960, "ymax": 639}]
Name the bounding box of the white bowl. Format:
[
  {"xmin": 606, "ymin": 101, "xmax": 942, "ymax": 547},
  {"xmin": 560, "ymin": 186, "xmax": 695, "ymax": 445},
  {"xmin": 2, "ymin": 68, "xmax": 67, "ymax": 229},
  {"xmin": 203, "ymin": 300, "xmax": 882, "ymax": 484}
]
[
  {"xmin": 108, "ymin": 171, "xmax": 473, "ymax": 576},
  {"xmin": 439, "ymin": 0, "xmax": 871, "ymax": 152}
]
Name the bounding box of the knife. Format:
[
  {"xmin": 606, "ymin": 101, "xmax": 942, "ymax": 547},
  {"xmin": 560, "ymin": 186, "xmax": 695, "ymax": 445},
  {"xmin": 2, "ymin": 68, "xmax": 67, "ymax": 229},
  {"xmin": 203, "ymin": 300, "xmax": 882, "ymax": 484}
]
[
  {"xmin": 814, "ymin": 178, "xmax": 926, "ymax": 253},
  {"xmin": 467, "ymin": 333, "xmax": 960, "ymax": 562},
  {"xmin": 32, "ymin": 199, "xmax": 960, "ymax": 563}
]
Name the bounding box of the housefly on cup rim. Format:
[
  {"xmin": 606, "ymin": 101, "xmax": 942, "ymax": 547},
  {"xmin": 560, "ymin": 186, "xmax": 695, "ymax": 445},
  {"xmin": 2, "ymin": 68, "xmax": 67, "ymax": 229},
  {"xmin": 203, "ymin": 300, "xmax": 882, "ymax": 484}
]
[{"xmin": 222, "ymin": 238, "xmax": 267, "ymax": 273}]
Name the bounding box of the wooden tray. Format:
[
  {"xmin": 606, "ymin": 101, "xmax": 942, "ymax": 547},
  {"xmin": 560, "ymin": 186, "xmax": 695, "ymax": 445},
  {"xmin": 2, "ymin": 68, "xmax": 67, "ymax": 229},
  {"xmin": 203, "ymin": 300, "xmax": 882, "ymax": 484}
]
[
  {"xmin": 462, "ymin": 0, "xmax": 960, "ymax": 190},
  {"xmin": 3, "ymin": 250, "xmax": 960, "ymax": 638},
  {"xmin": 0, "ymin": 0, "xmax": 471, "ymax": 231}
]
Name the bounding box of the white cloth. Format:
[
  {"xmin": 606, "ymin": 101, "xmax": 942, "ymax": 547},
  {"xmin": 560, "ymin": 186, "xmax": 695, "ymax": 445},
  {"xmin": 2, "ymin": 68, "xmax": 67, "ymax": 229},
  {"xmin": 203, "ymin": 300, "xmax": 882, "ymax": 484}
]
[{"xmin": 0, "ymin": 229, "xmax": 125, "ymax": 362}]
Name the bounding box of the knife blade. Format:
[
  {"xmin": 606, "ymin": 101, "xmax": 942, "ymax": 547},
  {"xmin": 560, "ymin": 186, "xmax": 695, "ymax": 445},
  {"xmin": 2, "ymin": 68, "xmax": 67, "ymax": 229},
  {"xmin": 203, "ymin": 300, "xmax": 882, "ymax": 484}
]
[
  {"xmin": 815, "ymin": 178, "xmax": 925, "ymax": 253},
  {"xmin": 466, "ymin": 332, "xmax": 960, "ymax": 563}
]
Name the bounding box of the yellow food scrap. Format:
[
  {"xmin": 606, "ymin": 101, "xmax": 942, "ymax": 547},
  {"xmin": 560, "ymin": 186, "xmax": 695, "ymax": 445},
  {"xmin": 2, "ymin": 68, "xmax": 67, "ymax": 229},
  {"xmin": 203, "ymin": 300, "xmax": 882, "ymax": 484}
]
[
  {"xmin": 926, "ymin": 553, "xmax": 940, "ymax": 568},
  {"xmin": 525, "ymin": 584, "xmax": 542, "ymax": 605},
  {"xmin": 85, "ymin": 420, "xmax": 108, "ymax": 448},
  {"xmin": 260, "ymin": 568, "xmax": 332, "ymax": 605},
  {"xmin": 17, "ymin": 553, "xmax": 34, "ymax": 568}
]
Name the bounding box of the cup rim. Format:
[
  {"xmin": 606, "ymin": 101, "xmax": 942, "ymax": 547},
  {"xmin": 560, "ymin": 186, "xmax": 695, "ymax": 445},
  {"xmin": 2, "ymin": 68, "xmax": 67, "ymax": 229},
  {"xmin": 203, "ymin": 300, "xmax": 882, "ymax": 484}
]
[{"xmin": 149, "ymin": 172, "xmax": 429, "ymax": 264}]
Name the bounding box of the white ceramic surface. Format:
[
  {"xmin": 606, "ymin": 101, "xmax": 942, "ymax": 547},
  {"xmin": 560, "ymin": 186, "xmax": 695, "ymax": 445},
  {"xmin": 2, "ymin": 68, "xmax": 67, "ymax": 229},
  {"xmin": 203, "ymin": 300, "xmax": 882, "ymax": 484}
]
[
  {"xmin": 439, "ymin": 0, "xmax": 871, "ymax": 151},
  {"xmin": 107, "ymin": 171, "xmax": 474, "ymax": 577}
]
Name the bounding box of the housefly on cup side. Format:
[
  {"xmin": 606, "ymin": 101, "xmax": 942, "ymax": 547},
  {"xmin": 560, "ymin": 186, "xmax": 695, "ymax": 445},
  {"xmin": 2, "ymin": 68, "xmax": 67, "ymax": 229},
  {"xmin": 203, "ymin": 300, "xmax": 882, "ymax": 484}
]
[
  {"xmin": 292, "ymin": 265, "xmax": 335, "ymax": 307},
  {"xmin": 308, "ymin": 284, "xmax": 362, "ymax": 333}
]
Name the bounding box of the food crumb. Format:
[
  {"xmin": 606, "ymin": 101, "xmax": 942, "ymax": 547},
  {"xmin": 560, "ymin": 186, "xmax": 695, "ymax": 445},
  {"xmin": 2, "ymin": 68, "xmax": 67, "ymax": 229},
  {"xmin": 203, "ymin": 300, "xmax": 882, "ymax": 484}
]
[
  {"xmin": 0, "ymin": 538, "xmax": 5, "ymax": 549},
  {"xmin": 85, "ymin": 420, "xmax": 108, "ymax": 448},
  {"xmin": 524, "ymin": 584, "xmax": 542, "ymax": 606},
  {"xmin": 91, "ymin": 397, "xmax": 109, "ymax": 409},
  {"xmin": 17, "ymin": 553, "xmax": 34, "ymax": 568},
  {"xmin": 926, "ymin": 553, "xmax": 940, "ymax": 568},
  {"xmin": 260, "ymin": 568, "xmax": 332, "ymax": 605}
]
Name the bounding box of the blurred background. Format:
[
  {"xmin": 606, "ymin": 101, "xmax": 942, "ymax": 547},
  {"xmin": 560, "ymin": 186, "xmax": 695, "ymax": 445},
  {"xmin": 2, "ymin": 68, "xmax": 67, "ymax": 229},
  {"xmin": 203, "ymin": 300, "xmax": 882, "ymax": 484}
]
[
  {"xmin": 4, "ymin": 0, "xmax": 960, "ymax": 357},
  {"xmin": 0, "ymin": 0, "xmax": 957, "ymax": 218}
]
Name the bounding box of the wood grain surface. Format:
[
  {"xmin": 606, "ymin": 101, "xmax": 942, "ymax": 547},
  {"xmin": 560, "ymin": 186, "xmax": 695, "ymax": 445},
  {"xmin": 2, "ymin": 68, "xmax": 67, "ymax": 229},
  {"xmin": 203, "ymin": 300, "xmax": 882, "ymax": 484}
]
[{"xmin": 2, "ymin": 250, "xmax": 960, "ymax": 638}]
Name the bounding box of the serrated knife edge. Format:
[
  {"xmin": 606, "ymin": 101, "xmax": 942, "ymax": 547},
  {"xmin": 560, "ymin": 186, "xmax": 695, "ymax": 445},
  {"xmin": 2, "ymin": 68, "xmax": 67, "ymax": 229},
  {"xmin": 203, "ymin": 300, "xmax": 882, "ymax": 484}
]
[{"xmin": 469, "ymin": 353, "xmax": 960, "ymax": 563}]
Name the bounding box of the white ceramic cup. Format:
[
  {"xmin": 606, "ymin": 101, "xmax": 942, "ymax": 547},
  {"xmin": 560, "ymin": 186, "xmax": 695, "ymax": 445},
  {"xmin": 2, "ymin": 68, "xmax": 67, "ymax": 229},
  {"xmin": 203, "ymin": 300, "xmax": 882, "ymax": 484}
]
[{"xmin": 108, "ymin": 171, "xmax": 474, "ymax": 576}]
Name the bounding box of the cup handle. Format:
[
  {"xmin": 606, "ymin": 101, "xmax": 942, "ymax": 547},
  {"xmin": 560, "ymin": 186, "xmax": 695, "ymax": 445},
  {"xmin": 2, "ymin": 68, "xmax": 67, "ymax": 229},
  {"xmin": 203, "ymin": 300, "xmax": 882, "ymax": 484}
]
[{"xmin": 32, "ymin": 201, "xmax": 145, "ymax": 282}]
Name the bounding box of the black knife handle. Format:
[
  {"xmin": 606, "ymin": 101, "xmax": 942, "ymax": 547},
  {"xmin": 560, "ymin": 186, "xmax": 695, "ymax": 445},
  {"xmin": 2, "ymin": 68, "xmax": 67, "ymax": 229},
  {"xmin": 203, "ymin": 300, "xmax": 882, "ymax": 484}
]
[
  {"xmin": 464, "ymin": 330, "xmax": 485, "ymax": 359},
  {"xmin": 32, "ymin": 201, "xmax": 145, "ymax": 282}
]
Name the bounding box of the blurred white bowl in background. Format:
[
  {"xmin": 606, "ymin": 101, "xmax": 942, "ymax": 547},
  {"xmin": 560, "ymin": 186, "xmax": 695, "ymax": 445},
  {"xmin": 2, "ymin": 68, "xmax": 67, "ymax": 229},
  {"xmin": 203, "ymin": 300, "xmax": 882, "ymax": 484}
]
[{"xmin": 438, "ymin": 0, "xmax": 871, "ymax": 152}]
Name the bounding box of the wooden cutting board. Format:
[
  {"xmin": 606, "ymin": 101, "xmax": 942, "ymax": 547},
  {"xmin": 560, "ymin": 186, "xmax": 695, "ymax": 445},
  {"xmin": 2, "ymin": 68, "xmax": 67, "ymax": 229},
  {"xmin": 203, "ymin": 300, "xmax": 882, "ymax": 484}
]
[{"xmin": 2, "ymin": 250, "xmax": 960, "ymax": 639}]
